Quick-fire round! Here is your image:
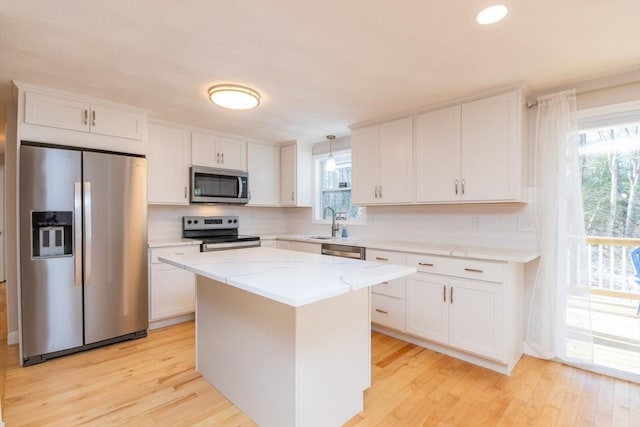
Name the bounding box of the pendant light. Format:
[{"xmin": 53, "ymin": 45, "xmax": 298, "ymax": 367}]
[{"xmin": 325, "ymin": 135, "xmax": 336, "ymax": 172}]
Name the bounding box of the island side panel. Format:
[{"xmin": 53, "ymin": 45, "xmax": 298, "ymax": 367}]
[
  {"xmin": 196, "ymin": 276, "xmax": 296, "ymax": 427},
  {"xmin": 295, "ymin": 287, "xmax": 371, "ymax": 427}
]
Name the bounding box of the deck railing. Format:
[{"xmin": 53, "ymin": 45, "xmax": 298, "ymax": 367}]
[{"xmin": 585, "ymin": 236, "xmax": 640, "ymax": 299}]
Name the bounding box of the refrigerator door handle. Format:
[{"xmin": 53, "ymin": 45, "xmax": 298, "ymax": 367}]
[
  {"xmin": 74, "ymin": 182, "xmax": 82, "ymax": 287},
  {"xmin": 84, "ymin": 182, "xmax": 92, "ymax": 286}
]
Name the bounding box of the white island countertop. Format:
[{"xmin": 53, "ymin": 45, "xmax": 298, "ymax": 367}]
[{"xmin": 159, "ymin": 247, "xmax": 416, "ymax": 307}]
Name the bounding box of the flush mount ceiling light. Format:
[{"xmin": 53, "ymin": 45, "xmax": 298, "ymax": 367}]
[
  {"xmin": 207, "ymin": 84, "xmax": 260, "ymax": 110},
  {"xmin": 325, "ymin": 135, "xmax": 336, "ymax": 172},
  {"xmin": 476, "ymin": 4, "xmax": 508, "ymax": 24}
]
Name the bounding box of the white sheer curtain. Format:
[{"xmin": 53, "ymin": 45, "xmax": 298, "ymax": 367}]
[{"xmin": 527, "ymin": 89, "xmax": 593, "ymax": 363}]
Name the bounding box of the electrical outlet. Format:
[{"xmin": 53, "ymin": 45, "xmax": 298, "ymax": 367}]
[{"xmin": 518, "ymin": 217, "xmax": 534, "ymax": 232}]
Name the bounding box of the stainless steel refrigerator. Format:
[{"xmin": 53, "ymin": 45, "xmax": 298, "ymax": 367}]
[{"xmin": 20, "ymin": 143, "xmax": 148, "ymax": 365}]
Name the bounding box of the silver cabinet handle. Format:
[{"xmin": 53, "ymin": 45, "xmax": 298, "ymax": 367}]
[
  {"xmin": 374, "ymin": 186, "xmax": 378, "ymax": 199},
  {"xmin": 464, "ymin": 268, "xmax": 484, "ymax": 273},
  {"xmin": 74, "ymin": 182, "xmax": 82, "ymax": 287},
  {"xmin": 379, "ymin": 185, "xmax": 383, "ymax": 198},
  {"xmin": 455, "ymin": 179, "xmax": 459, "ymax": 195},
  {"xmin": 84, "ymin": 182, "xmax": 92, "ymax": 286},
  {"xmin": 462, "ymin": 178, "xmax": 465, "ymax": 195},
  {"xmin": 184, "ymin": 186, "xmax": 187, "ymax": 199},
  {"xmin": 83, "ymin": 109, "xmax": 88, "ymax": 125},
  {"xmin": 91, "ymin": 110, "xmax": 96, "ymax": 126},
  {"xmin": 443, "ymin": 285, "xmax": 446, "ymax": 303},
  {"xmin": 450, "ymin": 287, "xmax": 453, "ymax": 304},
  {"xmin": 221, "ymin": 152, "xmax": 224, "ymax": 164},
  {"xmin": 217, "ymin": 152, "xmax": 220, "ymax": 163},
  {"xmin": 291, "ymin": 191, "xmax": 294, "ymax": 201},
  {"xmin": 375, "ymin": 256, "xmax": 389, "ymax": 261},
  {"xmin": 418, "ymin": 262, "xmax": 434, "ymax": 267},
  {"xmin": 375, "ymin": 308, "xmax": 388, "ymax": 315}
]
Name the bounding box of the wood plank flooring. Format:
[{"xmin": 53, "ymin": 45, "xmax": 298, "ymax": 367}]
[{"xmin": 1, "ymin": 315, "xmax": 639, "ymax": 426}]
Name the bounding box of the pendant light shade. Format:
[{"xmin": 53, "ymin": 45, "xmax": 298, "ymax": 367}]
[
  {"xmin": 208, "ymin": 84, "xmax": 260, "ymax": 110},
  {"xmin": 325, "ymin": 135, "xmax": 336, "ymax": 172}
]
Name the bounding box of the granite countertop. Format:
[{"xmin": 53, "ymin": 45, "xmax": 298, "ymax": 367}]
[
  {"xmin": 274, "ymin": 235, "xmax": 539, "ymax": 263},
  {"xmin": 159, "ymin": 247, "xmax": 416, "ymax": 307},
  {"xmin": 148, "ymin": 238, "xmax": 202, "ymax": 248}
]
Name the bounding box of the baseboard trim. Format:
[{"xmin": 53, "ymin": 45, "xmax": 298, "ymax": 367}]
[
  {"xmin": 7, "ymin": 330, "xmax": 19, "ymax": 345},
  {"xmin": 149, "ymin": 313, "xmax": 195, "ymax": 330}
]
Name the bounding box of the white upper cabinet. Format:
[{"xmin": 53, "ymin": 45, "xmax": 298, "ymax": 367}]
[
  {"xmin": 280, "ymin": 142, "xmax": 312, "ymax": 207},
  {"xmin": 351, "ymin": 117, "xmax": 413, "ymax": 205},
  {"xmin": 415, "ymin": 106, "xmax": 461, "ymax": 202},
  {"xmin": 147, "ymin": 122, "xmax": 190, "ymax": 205},
  {"xmin": 24, "ymin": 91, "xmax": 145, "ymax": 141},
  {"xmin": 247, "ymin": 142, "xmax": 280, "ymax": 206},
  {"xmin": 191, "ymin": 132, "xmax": 247, "ymax": 171},
  {"xmin": 17, "ymin": 82, "xmax": 148, "ymax": 155},
  {"xmin": 415, "ymin": 90, "xmax": 524, "ymax": 203},
  {"xmin": 460, "ymin": 91, "xmax": 521, "ymax": 201}
]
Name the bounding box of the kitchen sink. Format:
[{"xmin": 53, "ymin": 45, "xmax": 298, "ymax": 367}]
[{"xmin": 309, "ymin": 236, "xmax": 333, "ymax": 240}]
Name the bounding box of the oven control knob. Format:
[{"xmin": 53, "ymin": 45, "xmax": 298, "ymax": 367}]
[
  {"xmin": 228, "ymin": 219, "xmax": 232, "ymax": 224},
  {"xmin": 233, "ymin": 219, "xmax": 237, "ymax": 223},
  {"xmin": 187, "ymin": 220, "xmax": 192, "ymax": 224},
  {"xmin": 194, "ymin": 220, "xmax": 199, "ymax": 224}
]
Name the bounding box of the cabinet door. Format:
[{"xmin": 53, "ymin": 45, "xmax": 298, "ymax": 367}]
[
  {"xmin": 218, "ymin": 136, "xmax": 247, "ymax": 171},
  {"xmin": 24, "ymin": 91, "xmax": 90, "ymax": 133},
  {"xmin": 90, "ymin": 104, "xmax": 145, "ymax": 140},
  {"xmin": 150, "ymin": 264, "xmax": 196, "ymax": 320},
  {"xmin": 351, "ymin": 125, "xmax": 379, "ymax": 204},
  {"xmin": 280, "ymin": 144, "xmax": 296, "ymax": 205},
  {"xmin": 448, "ymin": 278, "xmax": 504, "ymax": 361},
  {"xmin": 247, "ymin": 143, "xmax": 279, "ymax": 205},
  {"xmin": 415, "ymin": 106, "xmax": 461, "ymax": 202},
  {"xmin": 288, "ymin": 241, "xmax": 321, "ymax": 254},
  {"xmin": 276, "ymin": 240, "xmax": 290, "ymax": 250},
  {"xmin": 405, "ymin": 273, "xmax": 449, "ymax": 344},
  {"xmin": 191, "ymin": 132, "xmax": 221, "ymax": 168},
  {"xmin": 460, "ymin": 91, "xmax": 519, "ymax": 201},
  {"xmin": 378, "ymin": 117, "xmax": 413, "ymax": 203},
  {"xmin": 147, "ymin": 123, "xmax": 190, "ymax": 205}
]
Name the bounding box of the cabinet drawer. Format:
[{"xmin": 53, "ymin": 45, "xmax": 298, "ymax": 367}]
[
  {"xmin": 368, "ymin": 249, "xmax": 406, "ymax": 298},
  {"xmin": 150, "ymin": 245, "xmax": 199, "ymax": 264},
  {"xmin": 406, "ymin": 253, "xmax": 504, "ymax": 283},
  {"xmin": 372, "ymin": 280, "xmax": 404, "ymax": 298},
  {"xmin": 371, "ymin": 293, "xmax": 404, "ymax": 331}
]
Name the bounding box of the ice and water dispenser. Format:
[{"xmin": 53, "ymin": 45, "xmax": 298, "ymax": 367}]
[{"xmin": 31, "ymin": 211, "xmax": 73, "ymax": 258}]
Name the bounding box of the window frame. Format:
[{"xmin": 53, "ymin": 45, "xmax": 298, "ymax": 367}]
[{"xmin": 312, "ymin": 149, "xmax": 366, "ymax": 225}]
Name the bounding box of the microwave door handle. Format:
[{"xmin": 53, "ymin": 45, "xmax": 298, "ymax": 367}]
[{"xmin": 238, "ymin": 176, "xmax": 243, "ymax": 198}]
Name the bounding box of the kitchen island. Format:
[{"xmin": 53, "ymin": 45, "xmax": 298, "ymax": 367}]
[{"xmin": 159, "ymin": 247, "xmax": 416, "ymax": 427}]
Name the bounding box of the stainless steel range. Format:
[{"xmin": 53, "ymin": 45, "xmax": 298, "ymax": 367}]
[{"xmin": 182, "ymin": 216, "xmax": 260, "ymax": 251}]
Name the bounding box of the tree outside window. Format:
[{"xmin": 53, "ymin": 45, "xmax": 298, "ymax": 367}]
[{"xmin": 315, "ymin": 152, "xmax": 364, "ymax": 222}]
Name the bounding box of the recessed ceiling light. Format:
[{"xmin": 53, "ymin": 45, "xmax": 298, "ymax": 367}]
[
  {"xmin": 208, "ymin": 84, "xmax": 260, "ymax": 110},
  {"xmin": 476, "ymin": 5, "xmax": 508, "ymax": 25}
]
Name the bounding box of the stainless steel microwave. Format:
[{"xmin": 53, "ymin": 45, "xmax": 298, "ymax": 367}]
[{"xmin": 190, "ymin": 166, "xmax": 249, "ymax": 204}]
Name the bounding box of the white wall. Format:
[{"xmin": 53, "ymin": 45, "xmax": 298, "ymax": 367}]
[{"xmin": 148, "ymin": 205, "xmax": 289, "ymax": 241}]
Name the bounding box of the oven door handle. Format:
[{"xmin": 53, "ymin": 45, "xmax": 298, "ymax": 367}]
[{"xmin": 203, "ymin": 240, "xmax": 260, "ymax": 251}]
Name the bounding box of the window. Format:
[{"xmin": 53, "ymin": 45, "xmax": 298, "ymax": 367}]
[{"xmin": 313, "ymin": 151, "xmax": 365, "ymax": 223}]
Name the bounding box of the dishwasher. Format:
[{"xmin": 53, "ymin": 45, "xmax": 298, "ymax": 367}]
[{"xmin": 321, "ymin": 243, "xmax": 366, "ymax": 260}]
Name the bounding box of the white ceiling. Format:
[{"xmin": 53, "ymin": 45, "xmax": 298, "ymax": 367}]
[{"xmin": 1, "ymin": 0, "xmax": 639, "ymax": 151}]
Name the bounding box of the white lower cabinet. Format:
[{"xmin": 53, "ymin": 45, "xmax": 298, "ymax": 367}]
[
  {"xmin": 367, "ymin": 249, "xmax": 406, "ymax": 330},
  {"xmin": 288, "ymin": 241, "xmax": 321, "ymax": 254},
  {"xmin": 405, "ymin": 254, "xmax": 509, "ymax": 363},
  {"xmin": 149, "ymin": 245, "xmax": 200, "ymax": 321}
]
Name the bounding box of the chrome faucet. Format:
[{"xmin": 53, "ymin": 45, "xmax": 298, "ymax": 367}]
[{"xmin": 323, "ymin": 207, "xmax": 340, "ymax": 237}]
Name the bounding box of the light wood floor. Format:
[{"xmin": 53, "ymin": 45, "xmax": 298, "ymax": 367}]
[{"xmin": 2, "ymin": 310, "xmax": 639, "ymax": 425}]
